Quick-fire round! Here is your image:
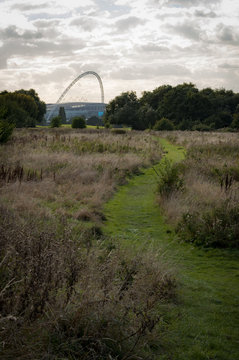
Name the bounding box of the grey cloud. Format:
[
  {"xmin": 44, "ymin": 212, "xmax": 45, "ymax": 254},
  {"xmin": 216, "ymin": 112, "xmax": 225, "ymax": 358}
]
[
  {"xmin": 33, "ymin": 19, "xmax": 61, "ymax": 28},
  {"xmin": 70, "ymin": 17, "xmax": 97, "ymax": 31},
  {"xmin": 112, "ymin": 63, "xmax": 191, "ymax": 80},
  {"xmin": 139, "ymin": 43, "xmax": 169, "ymax": 52},
  {"xmin": 0, "ymin": 25, "xmax": 43, "ymax": 40},
  {"xmin": 11, "ymin": 2, "xmax": 50, "ymax": 11},
  {"xmin": 162, "ymin": 0, "xmax": 221, "ymax": 8},
  {"xmin": 218, "ymin": 63, "xmax": 239, "ymax": 70},
  {"xmin": 194, "ymin": 10, "xmax": 217, "ymax": 18},
  {"xmin": 115, "ymin": 16, "xmax": 146, "ymax": 32},
  {"xmin": 217, "ymin": 24, "xmax": 239, "ymax": 45},
  {"xmin": 0, "ymin": 36, "xmax": 86, "ymax": 69},
  {"xmin": 166, "ymin": 22, "xmax": 201, "ymax": 41}
]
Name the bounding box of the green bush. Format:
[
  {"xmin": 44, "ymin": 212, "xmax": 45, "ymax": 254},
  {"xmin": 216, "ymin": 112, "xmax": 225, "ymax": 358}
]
[
  {"xmin": 50, "ymin": 116, "xmax": 61, "ymax": 128},
  {"xmin": 157, "ymin": 158, "xmax": 184, "ymax": 197},
  {"xmin": 71, "ymin": 116, "xmax": 86, "ymax": 129},
  {"xmin": 0, "ymin": 120, "xmax": 15, "ymax": 144},
  {"xmin": 154, "ymin": 117, "xmax": 174, "ymax": 131},
  {"xmin": 177, "ymin": 202, "xmax": 239, "ymax": 248}
]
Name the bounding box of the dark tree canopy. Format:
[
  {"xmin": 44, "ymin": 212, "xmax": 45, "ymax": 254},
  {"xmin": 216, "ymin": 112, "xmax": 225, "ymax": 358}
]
[
  {"xmin": 105, "ymin": 84, "xmax": 239, "ymax": 131},
  {"xmin": 0, "ymin": 89, "xmax": 46, "ymax": 128}
]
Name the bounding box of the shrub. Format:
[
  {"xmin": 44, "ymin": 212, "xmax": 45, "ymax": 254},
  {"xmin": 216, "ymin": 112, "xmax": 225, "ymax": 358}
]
[
  {"xmin": 50, "ymin": 116, "xmax": 61, "ymax": 128},
  {"xmin": 177, "ymin": 202, "xmax": 239, "ymax": 248},
  {"xmin": 71, "ymin": 116, "xmax": 86, "ymax": 129},
  {"xmin": 157, "ymin": 158, "xmax": 184, "ymax": 197},
  {"xmin": 154, "ymin": 117, "xmax": 174, "ymax": 131}
]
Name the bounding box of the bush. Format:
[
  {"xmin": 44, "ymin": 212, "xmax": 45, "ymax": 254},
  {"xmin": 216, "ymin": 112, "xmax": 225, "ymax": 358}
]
[
  {"xmin": 50, "ymin": 116, "xmax": 61, "ymax": 128},
  {"xmin": 154, "ymin": 117, "xmax": 174, "ymax": 131},
  {"xmin": 71, "ymin": 116, "xmax": 86, "ymax": 129},
  {"xmin": 177, "ymin": 202, "xmax": 239, "ymax": 248},
  {"xmin": 157, "ymin": 158, "xmax": 184, "ymax": 197},
  {"xmin": 0, "ymin": 120, "xmax": 15, "ymax": 143}
]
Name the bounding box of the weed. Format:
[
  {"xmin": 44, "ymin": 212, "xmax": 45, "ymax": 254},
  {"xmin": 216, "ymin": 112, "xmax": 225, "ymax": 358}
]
[{"xmin": 157, "ymin": 158, "xmax": 184, "ymax": 197}]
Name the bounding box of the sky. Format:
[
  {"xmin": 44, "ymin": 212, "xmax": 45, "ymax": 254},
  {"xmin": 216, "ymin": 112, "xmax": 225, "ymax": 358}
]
[{"xmin": 0, "ymin": 0, "xmax": 239, "ymax": 104}]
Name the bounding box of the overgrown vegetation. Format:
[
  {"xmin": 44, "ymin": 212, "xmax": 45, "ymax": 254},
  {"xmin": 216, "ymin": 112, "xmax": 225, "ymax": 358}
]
[
  {"xmin": 157, "ymin": 131, "xmax": 239, "ymax": 248},
  {"xmin": 0, "ymin": 127, "xmax": 177, "ymax": 359},
  {"xmin": 0, "ymin": 206, "xmax": 175, "ymax": 359}
]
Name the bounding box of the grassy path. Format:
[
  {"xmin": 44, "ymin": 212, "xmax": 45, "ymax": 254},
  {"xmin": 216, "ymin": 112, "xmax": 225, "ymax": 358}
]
[{"xmin": 103, "ymin": 138, "xmax": 239, "ymax": 360}]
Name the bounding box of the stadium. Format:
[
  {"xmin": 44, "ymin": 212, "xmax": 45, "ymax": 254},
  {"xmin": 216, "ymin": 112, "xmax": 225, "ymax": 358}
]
[
  {"xmin": 45, "ymin": 71, "xmax": 107, "ymax": 125},
  {"xmin": 46, "ymin": 102, "xmax": 106, "ymax": 124}
]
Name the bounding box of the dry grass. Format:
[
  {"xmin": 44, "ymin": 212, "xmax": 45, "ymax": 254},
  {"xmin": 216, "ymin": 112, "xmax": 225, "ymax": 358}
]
[
  {"xmin": 0, "ymin": 205, "xmax": 175, "ymax": 360},
  {"xmin": 0, "ymin": 128, "xmax": 176, "ymax": 359},
  {"xmin": 157, "ymin": 131, "xmax": 239, "ymax": 247},
  {"xmin": 0, "ymin": 128, "xmax": 161, "ymax": 223},
  {"xmin": 158, "ymin": 130, "xmax": 239, "ymax": 148}
]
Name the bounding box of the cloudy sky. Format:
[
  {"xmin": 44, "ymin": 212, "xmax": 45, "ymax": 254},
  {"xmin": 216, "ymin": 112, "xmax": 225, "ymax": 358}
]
[{"xmin": 0, "ymin": 0, "xmax": 239, "ymax": 104}]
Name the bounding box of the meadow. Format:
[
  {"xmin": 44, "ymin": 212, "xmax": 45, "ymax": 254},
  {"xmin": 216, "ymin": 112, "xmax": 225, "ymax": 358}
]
[
  {"xmin": 0, "ymin": 128, "xmax": 238, "ymax": 359},
  {"xmin": 0, "ymin": 127, "xmax": 175, "ymax": 360}
]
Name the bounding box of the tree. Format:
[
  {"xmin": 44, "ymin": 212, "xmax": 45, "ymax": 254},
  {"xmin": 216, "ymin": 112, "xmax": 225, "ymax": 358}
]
[
  {"xmin": 50, "ymin": 116, "xmax": 61, "ymax": 128},
  {"xmin": 137, "ymin": 104, "xmax": 157, "ymax": 129},
  {"xmin": 104, "ymin": 91, "xmax": 140, "ymax": 129},
  {"xmin": 15, "ymin": 89, "xmax": 46, "ymax": 123},
  {"xmin": 59, "ymin": 106, "xmax": 67, "ymax": 124},
  {"xmin": 0, "ymin": 89, "xmax": 46, "ymax": 127},
  {"xmin": 154, "ymin": 118, "xmax": 174, "ymax": 131},
  {"xmin": 71, "ymin": 116, "xmax": 86, "ymax": 128}
]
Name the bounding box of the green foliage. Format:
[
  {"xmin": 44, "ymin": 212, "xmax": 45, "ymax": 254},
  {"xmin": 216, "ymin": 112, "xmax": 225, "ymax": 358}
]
[
  {"xmin": 177, "ymin": 203, "xmax": 239, "ymax": 248},
  {"xmin": 157, "ymin": 158, "xmax": 184, "ymax": 197},
  {"xmin": 50, "ymin": 116, "xmax": 61, "ymax": 128},
  {"xmin": 231, "ymin": 113, "xmax": 239, "ymax": 129},
  {"xmin": 0, "ymin": 89, "xmax": 46, "ymax": 127},
  {"xmin": 71, "ymin": 116, "xmax": 86, "ymax": 128},
  {"xmin": 104, "ymin": 91, "xmax": 141, "ymax": 130},
  {"xmin": 154, "ymin": 117, "xmax": 174, "ymax": 131},
  {"xmin": 58, "ymin": 106, "xmax": 67, "ymax": 123},
  {"xmin": 0, "ymin": 120, "xmax": 15, "ymax": 143},
  {"xmin": 15, "ymin": 88, "xmax": 46, "ymax": 123},
  {"xmin": 106, "ymin": 83, "xmax": 239, "ymax": 131}
]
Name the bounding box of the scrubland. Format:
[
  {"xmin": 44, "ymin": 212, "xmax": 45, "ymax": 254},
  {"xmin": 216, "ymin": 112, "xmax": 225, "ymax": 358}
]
[
  {"xmin": 158, "ymin": 131, "xmax": 239, "ymax": 248},
  {"xmin": 0, "ymin": 128, "xmax": 176, "ymax": 359}
]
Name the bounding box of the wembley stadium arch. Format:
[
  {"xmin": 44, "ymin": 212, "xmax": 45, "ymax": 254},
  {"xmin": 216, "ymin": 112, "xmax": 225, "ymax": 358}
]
[{"xmin": 46, "ymin": 71, "xmax": 106, "ymax": 123}]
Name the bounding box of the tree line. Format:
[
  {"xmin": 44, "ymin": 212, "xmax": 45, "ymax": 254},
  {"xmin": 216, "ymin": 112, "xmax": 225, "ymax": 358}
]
[{"xmin": 104, "ymin": 83, "xmax": 239, "ymax": 131}]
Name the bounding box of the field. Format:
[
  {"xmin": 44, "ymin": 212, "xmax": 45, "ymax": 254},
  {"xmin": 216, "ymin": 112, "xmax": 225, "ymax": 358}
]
[
  {"xmin": 0, "ymin": 127, "xmax": 174, "ymax": 359},
  {"xmin": 0, "ymin": 128, "xmax": 238, "ymax": 359}
]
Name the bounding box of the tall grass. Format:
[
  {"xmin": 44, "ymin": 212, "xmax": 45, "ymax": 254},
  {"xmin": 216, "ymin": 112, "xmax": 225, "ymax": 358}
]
[
  {"xmin": 0, "ymin": 128, "xmax": 176, "ymax": 359},
  {"xmin": 157, "ymin": 131, "xmax": 239, "ymax": 248},
  {"xmin": 0, "ymin": 128, "xmax": 161, "ymax": 224},
  {"xmin": 0, "ymin": 205, "xmax": 175, "ymax": 359}
]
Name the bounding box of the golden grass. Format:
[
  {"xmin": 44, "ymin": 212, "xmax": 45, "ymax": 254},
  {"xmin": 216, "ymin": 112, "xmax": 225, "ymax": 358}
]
[
  {"xmin": 157, "ymin": 131, "xmax": 239, "ymax": 247},
  {"xmin": 0, "ymin": 128, "xmax": 162, "ymax": 223}
]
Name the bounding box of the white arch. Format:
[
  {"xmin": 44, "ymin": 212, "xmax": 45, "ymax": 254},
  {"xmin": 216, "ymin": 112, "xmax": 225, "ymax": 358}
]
[{"xmin": 47, "ymin": 71, "xmax": 104, "ymax": 121}]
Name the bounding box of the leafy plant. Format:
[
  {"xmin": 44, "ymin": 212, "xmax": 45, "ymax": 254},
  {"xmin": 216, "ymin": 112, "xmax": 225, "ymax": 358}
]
[
  {"xmin": 50, "ymin": 116, "xmax": 61, "ymax": 128},
  {"xmin": 157, "ymin": 158, "xmax": 184, "ymax": 197},
  {"xmin": 71, "ymin": 116, "xmax": 86, "ymax": 129},
  {"xmin": 177, "ymin": 202, "xmax": 239, "ymax": 248}
]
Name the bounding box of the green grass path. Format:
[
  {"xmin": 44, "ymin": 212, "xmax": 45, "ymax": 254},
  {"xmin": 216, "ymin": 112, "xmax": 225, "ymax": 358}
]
[{"xmin": 103, "ymin": 138, "xmax": 239, "ymax": 360}]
